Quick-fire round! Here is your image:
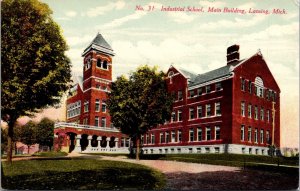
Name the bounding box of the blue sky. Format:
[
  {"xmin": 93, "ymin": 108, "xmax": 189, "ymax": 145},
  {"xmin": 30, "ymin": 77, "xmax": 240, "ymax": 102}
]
[{"xmin": 40, "ymin": 0, "xmax": 299, "ymax": 147}]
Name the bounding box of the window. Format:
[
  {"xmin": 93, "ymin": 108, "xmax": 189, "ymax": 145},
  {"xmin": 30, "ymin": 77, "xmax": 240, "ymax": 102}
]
[
  {"xmin": 260, "ymin": 107, "xmax": 264, "ymax": 120},
  {"xmin": 189, "ymin": 90, "xmax": 195, "ymax": 98},
  {"xmin": 266, "ymin": 89, "xmax": 270, "ymax": 100},
  {"xmin": 171, "ymin": 112, "xmax": 176, "ymax": 122},
  {"xmin": 206, "ymin": 85, "xmax": 211, "ymax": 93},
  {"xmin": 248, "ymin": 104, "xmax": 252, "ymax": 118},
  {"xmin": 178, "ymin": 90, "xmax": 183, "ymax": 100},
  {"xmin": 197, "ymin": 128, "xmax": 202, "ymax": 141},
  {"xmin": 101, "ymin": 117, "xmax": 106, "ymax": 127},
  {"xmin": 241, "ymin": 125, "xmax": 245, "ymax": 141},
  {"xmin": 267, "ymin": 110, "xmax": 270, "ymax": 122},
  {"xmin": 85, "ymin": 58, "xmax": 91, "ymax": 71},
  {"xmin": 254, "ymin": 128, "xmax": 258, "ymax": 143},
  {"xmin": 260, "ymin": 129, "xmax": 264, "ymax": 143},
  {"xmin": 215, "ymin": 102, "xmax": 221, "ymax": 116},
  {"xmin": 206, "ymin": 127, "xmax": 211, "ymax": 140},
  {"xmin": 249, "ymin": 148, "xmax": 252, "ymax": 154},
  {"xmin": 165, "ymin": 132, "xmax": 170, "ymax": 143},
  {"xmin": 189, "ymin": 108, "xmax": 195, "ymax": 119},
  {"xmin": 205, "ymin": 147, "xmax": 210, "ymax": 153},
  {"xmin": 197, "ymin": 148, "xmax": 201, "ymax": 153},
  {"xmin": 215, "ymin": 126, "xmax": 220, "ymax": 140},
  {"xmin": 197, "ymin": 88, "xmax": 202, "ymax": 96},
  {"xmin": 144, "ymin": 134, "xmax": 149, "ymax": 144},
  {"xmin": 103, "ymin": 60, "xmax": 108, "ymax": 69},
  {"xmin": 197, "ymin": 106, "xmax": 203, "ymax": 118},
  {"xmin": 255, "ymin": 77, "xmax": 264, "ymax": 97},
  {"xmin": 266, "ymin": 130, "xmax": 270, "ymax": 144},
  {"xmin": 95, "ymin": 99, "xmax": 100, "ymax": 112},
  {"xmin": 189, "ymin": 128, "xmax": 194, "ymax": 142},
  {"xmin": 160, "ymin": 133, "xmax": 164, "ymax": 143},
  {"xmin": 178, "ymin": 130, "xmax": 182, "ymax": 142},
  {"xmin": 94, "ymin": 116, "xmax": 99, "ymax": 127},
  {"xmin": 102, "ymin": 100, "xmax": 107, "ymax": 113},
  {"xmin": 126, "ymin": 138, "xmax": 130, "ymax": 147},
  {"xmin": 241, "ymin": 102, "xmax": 245, "ymax": 116},
  {"xmin": 216, "ymin": 82, "xmax": 222, "ymax": 91},
  {"xmin": 97, "ymin": 59, "xmax": 101, "ymax": 67},
  {"xmin": 141, "ymin": 136, "xmax": 144, "ymax": 145},
  {"xmin": 121, "ymin": 138, "xmax": 125, "ymax": 147},
  {"xmin": 248, "ymin": 127, "xmax": 252, "ymax": 142},
  {"xmin": 206, "ymin": 104, "xmax": 211, "ymax": 117},
  {"xmin": 84, "ymin": 101, "xmax": 89, "ymax": 112},
  {"xmin": 178, "ymin": 110, "xmax": 182, "ymax": 121},
  {"xmin": 215, "ymin": 147, "xmax": 220, "ymax": 153},
  {"xmin": 171, "ymin": 131, "xmax": 176, "ymax": 142},
  {"xmin": 241, "ymin": 78, "xmax": 245, "ymax": 91},
  {"xmin": 151, "ymin": 134, "xmax": 155, "ymax": 144},
  {"xmin": 67, "ymin": 101, "xmax": 81, "ymax": 119},
  {"xmin": 248, "ymin": 81, "xmax": 252, "ymax": 93},
  {"xmin": 254, "ymin": 106, "xmax": 258, "ymax": 120},
  {"xmin": 83, "ymin": 118, "xmax": 88, "ymax": 125}
]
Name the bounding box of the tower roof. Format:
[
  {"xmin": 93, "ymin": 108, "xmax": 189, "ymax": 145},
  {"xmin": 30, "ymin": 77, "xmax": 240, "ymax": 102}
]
[{"xmin": 82, "ymin": 33, "xmax": 115, "ymax": 57}]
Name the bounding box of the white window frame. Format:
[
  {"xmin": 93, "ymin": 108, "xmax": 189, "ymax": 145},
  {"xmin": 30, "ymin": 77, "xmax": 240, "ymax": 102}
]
[
  {"xmin": 241, "ymin": 125, "xmax": 245, "ymax": 141},
  {"xmin": 215, "ymin": 102, "xmax": 221, "ymax": 116}
]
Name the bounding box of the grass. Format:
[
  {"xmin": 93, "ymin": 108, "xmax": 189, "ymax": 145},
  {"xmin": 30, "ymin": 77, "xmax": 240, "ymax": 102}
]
[
  {"xmin": 1, "ymin": 159, "xmax": 166, "ymax": 190},
  {"xmin": 32, "ymin": 151, "xmax": 68, "ymax": 157}
]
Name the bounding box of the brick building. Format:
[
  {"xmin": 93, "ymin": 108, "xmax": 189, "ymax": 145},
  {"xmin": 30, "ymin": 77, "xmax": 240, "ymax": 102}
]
[{"xmin": 54, "ymin": 34, "xmax": 280, "ymax": 155}]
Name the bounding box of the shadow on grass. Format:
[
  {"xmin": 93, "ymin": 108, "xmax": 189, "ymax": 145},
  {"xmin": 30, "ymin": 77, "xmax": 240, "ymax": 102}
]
[
  {"xmin": 166, "ymin": 169, "xmax": 299, "ymax": 190},
  {"xmin": 2, "ymin": 167, "xmax": 164, "ymax": 190}
]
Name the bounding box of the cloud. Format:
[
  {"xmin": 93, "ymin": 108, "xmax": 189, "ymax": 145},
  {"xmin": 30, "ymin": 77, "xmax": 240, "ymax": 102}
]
[
  {"xmin": 66, "ymin": 35, "xmax": 94, "ymax": 46},
  {"xmin": 198, "ymin": 1, "xmax": 226, "ymax": 7},
  {"xmin": 65, "ymin": 11, "xmax": 77, "ymax": 17},
  {"xmin": 201, "ymin": 15, "xmax": 266, "ymax": 30},
  {"xmin": 167, "ymin": 11, "xmax": 196, "ymax": 23},
  {"xmin": 237, "ymin": 2, "xmax": 256, "ymax": 10},
  {"xmin": 101, "ymin": 11, "xmax": 147, "ymax": 30},
  {"xmin": 86, "ymin": 1, "xmax": 125, "ymax": 17}
]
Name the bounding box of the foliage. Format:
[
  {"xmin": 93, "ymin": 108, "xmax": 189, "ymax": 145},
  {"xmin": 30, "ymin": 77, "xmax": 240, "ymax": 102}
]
[
  {"xmin": 1, "ymin": 128, "xmax": 8, "ymax": 153},
  {"xmin": 2, "ymin": 159, "xmax": 166, "ymax": 190},
  {"xmin": 107, "ymin": 65, "xmax": 173, "ymax": 159},
  {"xmin": 32, "ymin": 151, "xmax": 68, "ymax": 157},
  {"xmin": 36, "ymin": 117, "xmax": 55, "ymax": 150},
  {"xmin": 1, "ymin": 0, "xmax": 71, "ymax": 162},
  {"xmin": 16, "ymin": 121, "xmax": 37, "ymax": 153}
]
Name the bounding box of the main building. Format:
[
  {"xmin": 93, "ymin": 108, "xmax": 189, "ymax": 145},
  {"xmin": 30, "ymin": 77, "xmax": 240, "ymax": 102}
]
[{"xmin": 54, "ymin": 34, "xmax": 280, "ymax": 155}]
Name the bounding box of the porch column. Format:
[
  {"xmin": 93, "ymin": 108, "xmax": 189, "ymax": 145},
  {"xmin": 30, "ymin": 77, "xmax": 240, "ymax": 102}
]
[
  {"xmin": 106, "ymin": 137, "xmax": 110, "ymax": 148},
  {"xmin": 75, "ymin": 134, "xmax": 81, "ymax": 152},
  {"xmin": 97, "ymin": 137, "xmax": 102, "ymax": 148},
  {"xmin": 114, "ymin": 138, "xmax": 119, "ymax": 148},
  {"xmin": 88, "ymin": 135, "xmax": 92, "ymax": 148}
]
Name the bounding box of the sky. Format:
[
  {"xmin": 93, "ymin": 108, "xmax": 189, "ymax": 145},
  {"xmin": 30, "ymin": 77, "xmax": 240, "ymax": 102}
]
[{"xmin": 29, "ymin": 0, "xmax": 299, "ymax": 148}]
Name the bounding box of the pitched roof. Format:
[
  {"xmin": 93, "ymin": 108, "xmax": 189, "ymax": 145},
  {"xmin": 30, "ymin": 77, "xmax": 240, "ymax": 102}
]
[
  {"xmin": 173, "ymin": 60, "xmax": 243, "ymax": 87},
  {"xmin": 82, "ymin": 33, "xmax": 115, "ymax": 56}
]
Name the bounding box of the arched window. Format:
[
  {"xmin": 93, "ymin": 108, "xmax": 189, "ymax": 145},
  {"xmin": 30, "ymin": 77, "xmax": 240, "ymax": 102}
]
[
  {"xmin": 103, "ymin": 60, "xmax": 108, "ymax": 69},
  {"xmin": 97, "ymin": 59, "xmax": 102, "ymax": 68},
  {"xmin": 254, "ymin": 76, "xmax": 264, "ymax": 97}
]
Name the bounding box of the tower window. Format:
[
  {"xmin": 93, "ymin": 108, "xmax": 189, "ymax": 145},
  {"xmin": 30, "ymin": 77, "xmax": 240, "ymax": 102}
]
[
  {"xmin": 97, "ymin": 59, "xmax": 102, "ymax": 67},
  {"xmin": 103, "ymin": 60, "xmax": 108, "ymax": 69}
]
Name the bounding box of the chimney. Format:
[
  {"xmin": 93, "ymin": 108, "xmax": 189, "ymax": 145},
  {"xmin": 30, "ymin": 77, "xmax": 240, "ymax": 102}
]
[{"xmin": 227, "ymin": 44, "xmax": 240, "ymax": 65}]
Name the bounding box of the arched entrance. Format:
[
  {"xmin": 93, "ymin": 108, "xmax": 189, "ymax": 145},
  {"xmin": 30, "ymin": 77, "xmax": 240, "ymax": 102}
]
[
  {"xmin": 109, "ymin": 136, "xmax": 115, "ymax": 148},
  {"xmin": 80, "ymin": 134, "xmax": 88, "ymax": 151},
  {"xmin": 91, "ymin": 135, "xmax": 98, "ymax": 147},
  {"xmin": 101, "ymin": 136, "xmax": 107, "ymax": 147},
  {"xmin": 67, "ymin": 132, "xmax": 77, "ymax": 153}
]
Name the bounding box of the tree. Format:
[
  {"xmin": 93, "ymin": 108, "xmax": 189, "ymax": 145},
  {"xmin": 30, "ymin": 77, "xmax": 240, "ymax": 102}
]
[
  {"xmin": 1, "ymin": 128, "xmax": 8, "ymax": 154},
  {"xmin": 17, "ymin": 121, "xmax": 38, "ymax": 154},
  {"xmin": 107, "ymin": 65, "xmax": 173, "ymax": 160},
  {"xmin": 1, "ymin": 0, "xmax": 71, "ymax": 162},
  {"xmin": 36, "ymin": 117, "xmax": 55, "ymax": 151}
]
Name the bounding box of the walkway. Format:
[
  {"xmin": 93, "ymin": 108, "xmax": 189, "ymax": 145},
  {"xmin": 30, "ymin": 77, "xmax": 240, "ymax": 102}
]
[{"xmin": 68, "ymin": 153, "xmax": 298, "ymax": 190}]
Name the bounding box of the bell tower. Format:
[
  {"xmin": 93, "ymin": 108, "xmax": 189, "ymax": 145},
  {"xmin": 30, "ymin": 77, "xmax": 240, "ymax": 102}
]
[{"xmin": 80, "ymin": 33, "xmax": 115, "ymax": 127}]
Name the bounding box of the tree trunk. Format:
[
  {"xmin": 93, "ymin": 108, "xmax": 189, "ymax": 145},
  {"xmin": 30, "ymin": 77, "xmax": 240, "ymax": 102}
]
[
  {"xmin": 136, "ymin": 136, "xmax": 140, "ymax": 160},
  {"xmin": 6, "ymin": 118, "xmax": 16, "ymax": 164}
]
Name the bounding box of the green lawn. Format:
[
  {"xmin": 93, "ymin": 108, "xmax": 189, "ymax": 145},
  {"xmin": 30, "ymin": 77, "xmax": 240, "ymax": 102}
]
[
  {"xmin": 32, "ymin": 151, "xmax": 68, "ymax": 157},
  {"xmin": 1, "ymin": 159, "xmax": 166, "ymax": 190}
]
